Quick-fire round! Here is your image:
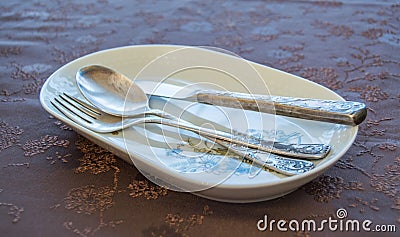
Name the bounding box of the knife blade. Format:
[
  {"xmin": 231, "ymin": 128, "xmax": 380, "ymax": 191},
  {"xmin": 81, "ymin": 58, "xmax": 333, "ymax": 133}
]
[{"xmin": 135, "ymin": 80, "xmax": 367, "ymax": 126}]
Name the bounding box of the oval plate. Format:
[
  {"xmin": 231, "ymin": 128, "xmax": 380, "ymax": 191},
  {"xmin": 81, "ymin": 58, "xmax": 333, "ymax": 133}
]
[{"xmin": 40, "ymin": 45, "xmax": 357, "ymax": 203}]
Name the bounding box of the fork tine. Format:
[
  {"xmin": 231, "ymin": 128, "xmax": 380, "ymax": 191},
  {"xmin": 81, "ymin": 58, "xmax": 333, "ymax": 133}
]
[
  {"xmin": 59, "ymin": 94, "xmax": 101, "ymax": 120},
  {"xmin": 52, "ymin": 94, "xmax": 97, "ymax": 124},
  {"xmin": 51, "ymin": 94, "xmax": 127, "ymax": 133},
  {"xmin": 51, "ymin": 98, "xmax": 92, "ymax": 125},
  {"xmin": 63, "ymin": 93, "xmax": 102, "ymax": 115}
]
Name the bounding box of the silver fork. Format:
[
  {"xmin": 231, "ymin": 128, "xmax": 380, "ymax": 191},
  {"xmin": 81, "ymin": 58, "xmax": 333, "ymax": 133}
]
[
  {"xmin": 52, "ymin": 93, "xmax": 330, "ymax": 159},
  {"xmin": 51, "ymin": 93, "xmax": 315, "ymax": 175}
]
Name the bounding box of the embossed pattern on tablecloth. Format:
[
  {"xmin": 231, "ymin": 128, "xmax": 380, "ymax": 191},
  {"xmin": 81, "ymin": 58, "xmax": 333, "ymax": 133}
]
[{"xmin": 0, "ymin": 1, "xmax": 399, "ymax": 236}]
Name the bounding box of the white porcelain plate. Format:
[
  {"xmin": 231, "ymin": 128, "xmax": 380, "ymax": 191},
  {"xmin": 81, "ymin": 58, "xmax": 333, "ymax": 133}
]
[{"xmin": 40, "ymin": 45, "xmax": 358, "ymax": 203}]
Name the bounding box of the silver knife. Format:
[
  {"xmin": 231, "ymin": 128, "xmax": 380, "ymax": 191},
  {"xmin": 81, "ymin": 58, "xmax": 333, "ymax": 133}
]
[{"xmin": 135, "ymin": 80, "xmax": 366, "ymax": 126}]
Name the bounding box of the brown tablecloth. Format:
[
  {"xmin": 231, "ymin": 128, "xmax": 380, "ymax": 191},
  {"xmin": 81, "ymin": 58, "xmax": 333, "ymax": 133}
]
[{"xmin": 1, "ymin": 1, "xmax": 399, "ymax": 236}]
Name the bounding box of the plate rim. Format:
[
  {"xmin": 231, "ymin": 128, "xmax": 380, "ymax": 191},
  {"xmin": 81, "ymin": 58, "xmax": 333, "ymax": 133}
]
[{"xmin": 39, "ymin": 44, "xmax": 358, "ymax": 198}]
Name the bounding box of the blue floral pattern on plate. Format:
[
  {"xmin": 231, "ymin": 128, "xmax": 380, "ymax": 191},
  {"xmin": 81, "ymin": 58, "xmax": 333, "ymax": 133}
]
[{"xmin": 165, "ymin": 129, "xmax": 303, "ymax": 175}]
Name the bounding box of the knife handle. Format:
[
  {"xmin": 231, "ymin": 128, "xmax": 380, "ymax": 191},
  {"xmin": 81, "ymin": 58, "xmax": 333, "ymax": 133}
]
[{"xmin": 196, "ymin": 91, "xmax": 367, "ymax": 126}]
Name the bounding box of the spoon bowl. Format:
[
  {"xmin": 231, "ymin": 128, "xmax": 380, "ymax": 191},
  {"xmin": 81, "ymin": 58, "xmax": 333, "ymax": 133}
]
[{"xmin": 76, "ymin": 65, "xmax": 148, "ymax": 116}]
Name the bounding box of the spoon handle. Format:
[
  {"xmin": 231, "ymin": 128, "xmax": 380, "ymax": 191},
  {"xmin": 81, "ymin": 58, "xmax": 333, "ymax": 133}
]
[
  {"xmin": 147, "ymin": 117, "xmax": 329, "ymax": 160},
  {"xmin": 196, "ymin": 91, "xmax": 367, "ymax": 126}
]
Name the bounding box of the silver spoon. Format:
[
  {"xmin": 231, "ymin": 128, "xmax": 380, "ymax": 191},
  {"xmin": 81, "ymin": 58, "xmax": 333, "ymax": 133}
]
[{"xmin": 75, "ymin": 64, "xmax": 329, "ymax": 160}]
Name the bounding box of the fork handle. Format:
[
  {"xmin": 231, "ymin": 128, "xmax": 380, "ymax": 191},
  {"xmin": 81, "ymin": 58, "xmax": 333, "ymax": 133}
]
[
  {"xmin": 214, "ymin": 139, "xmax": 314, "ymax": 176},
  {"xmin": 148, "ymin": 117, "xmax": 329, "ymax": 160},
  {"xmin": 196, "ymin": 91, "xmax": 367, "ymax": 126}
]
